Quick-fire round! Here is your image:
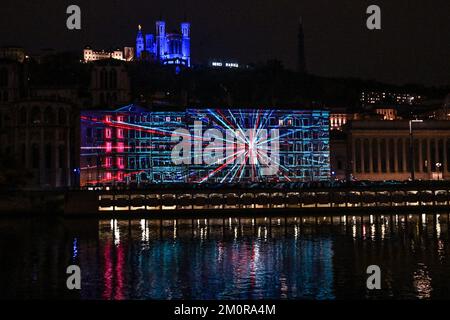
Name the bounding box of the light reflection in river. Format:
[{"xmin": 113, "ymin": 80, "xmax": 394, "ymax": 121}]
[{"xmin": 0, "ymin": 213, "xmax": 450, "ymax": 299}]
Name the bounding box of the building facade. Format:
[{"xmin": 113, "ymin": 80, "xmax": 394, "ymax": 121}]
[
  {"xmin": 136, "ymin": 21, "xmax": 191, "ymax": 67},
  {"xmin": 80, "ymin": 106, "xmax": 330, "ymax": 186},
  {"xmin": 83, "ymin": 46, "xmax": 135, "ymax": 63}
]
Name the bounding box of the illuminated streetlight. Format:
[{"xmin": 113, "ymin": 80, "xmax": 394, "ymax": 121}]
[{"xmin": 436, "ymin": 162, "xmax": 442, "ymax": 180}]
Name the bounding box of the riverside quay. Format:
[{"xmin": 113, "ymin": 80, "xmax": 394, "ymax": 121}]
[{"xmin": 65, "ymin": 181, "xmax": 450, "ymax": 216}]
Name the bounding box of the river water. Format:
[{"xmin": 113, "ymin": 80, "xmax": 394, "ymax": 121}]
[{"xmin": 1, "ymin": 213, "xmax": 449, "ymax": 299}]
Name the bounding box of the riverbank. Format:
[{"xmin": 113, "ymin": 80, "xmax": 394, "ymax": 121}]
[{"xmin": 2, "ymin": 184, "xmax": 450, "ymax": 218}]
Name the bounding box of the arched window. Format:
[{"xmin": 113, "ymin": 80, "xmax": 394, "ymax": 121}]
[
  {"xmin": 31, "ymin": 106, "xmax": 41, "ymax": 124},
  {"xmin": 58, "ymin": 145, "xmax": 65, "ymax": 169},
  {"xmin": 19, "ymin": 107, "xmax": 27, "ymax": 125},
  {"xmin": 109, "ymin": 69, "xmax": 117, "ymax": 89}
]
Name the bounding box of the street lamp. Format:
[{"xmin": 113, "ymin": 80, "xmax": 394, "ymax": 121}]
[
  {"xmin": 436, "ymin": 162, "xmax": 442, "ymax": 180},
  {"xmin": 409, "ymin": 119, "xmax": 423, "ymax": 182}
]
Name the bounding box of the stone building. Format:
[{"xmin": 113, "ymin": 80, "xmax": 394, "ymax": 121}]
[{"xmin": 0, "ymin": 98, "xmax": 78, "ymax": 188}]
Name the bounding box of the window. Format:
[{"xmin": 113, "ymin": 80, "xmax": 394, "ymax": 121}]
[
  {"xmin": 31, "ymin": 107, "xmax": 41, "ymax": 124},
  {"xmin": 117, "ymin": 157, "xmax": 124, "ymax": 169},
  {"xmin": 117, "ymin": 142, "xmax": 124, "ymax": 153},
  {"xmin": 0, "ymin": 68, "xmax": 8, "ymax": 87},
  {"xmin": 58, "ymin": 145, "xmax": 65, "ymax": 169},
  {"xmin": 105, "ymin": 157, "xmax": 112, "ymax": 168},
  {"xmin": 32, "ymin": 144, "xmax": 40, "ymax": 169},
  {"xmin": 58, "ymin": 109, "xmax": 67, "ymax": 125},
  {"xmin": 44, "ymin": 107, "xmax": 55, "ymax": 125},
  {"xmin": 45, "ymin": 144, "xmax": 52, "ymax": 169}
]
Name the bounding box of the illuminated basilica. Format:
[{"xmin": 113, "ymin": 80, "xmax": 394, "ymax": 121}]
[{"xmin": 136, "ymin": 20, "xmax": 191, "ymax": 67}]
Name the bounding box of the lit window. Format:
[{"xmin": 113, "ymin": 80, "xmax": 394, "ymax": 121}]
[
  {"xmin": 117, "ymin": 157, "xmax": 124, "ymax": 169},
  {"xmin": 105, "ymin": 142, "xmax": 112, "ymax": 153},
  {"xmin": 105, "ymin": 157, "xmax": 112, "ymax": 168}
]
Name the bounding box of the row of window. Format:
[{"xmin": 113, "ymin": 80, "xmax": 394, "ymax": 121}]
[
  {"xmin": 123, "ymin": 115, "xmax": 328, "ymax": 128},
  {"xmin": 98, "ymin": 69, "xmax": 118, "ymax": 90},
  {"xmin": 16, "ymin": 106, "xmax": 68, "ymax": 125},
  {"xmin": 86, "ymin": 126, "xmax": 328, "ymax": 141}
]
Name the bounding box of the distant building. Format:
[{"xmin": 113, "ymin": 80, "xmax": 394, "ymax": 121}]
[
  {"xmin": 297, "ymin": 18, "xmax": 306, "ymax": 74},
  {"xmin": 136, "ymin": 21, "xmax": 191, "ymax": 67},
  {"xmin": 361, "ymin": 91, "xmax": 423, "ymax": 106},
  {"xmin": 83, "ymin": 46, "xmax": 135, "ymax": 62}
]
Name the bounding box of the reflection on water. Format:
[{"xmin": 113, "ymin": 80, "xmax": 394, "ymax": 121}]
[{"xmin": 0, "ymin": 213, "xmax": 450, "ymax": 299}]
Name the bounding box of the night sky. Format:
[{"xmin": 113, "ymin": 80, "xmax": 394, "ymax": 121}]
[{"xmin": 1, "ymin": 0, "xmax": 449, "ymax": 86}]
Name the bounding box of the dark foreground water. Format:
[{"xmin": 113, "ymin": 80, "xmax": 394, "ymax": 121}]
[{"xmin": 1, "ymin": 213, "xmax": 450, "ymax": 300}]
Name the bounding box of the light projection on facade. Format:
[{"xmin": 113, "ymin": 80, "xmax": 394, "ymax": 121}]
[{"xmin": 80, "ymin": 106, "xmax": 330, "ymax": 186}]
